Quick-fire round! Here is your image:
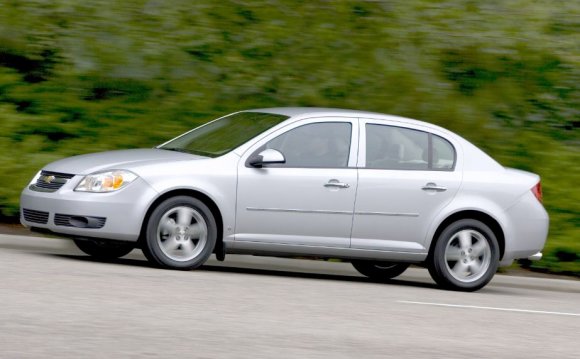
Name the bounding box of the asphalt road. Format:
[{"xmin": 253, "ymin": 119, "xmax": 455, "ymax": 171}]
[{"xmin": 0, "ymin": 234, "xmax": 578, "ymax": 358}]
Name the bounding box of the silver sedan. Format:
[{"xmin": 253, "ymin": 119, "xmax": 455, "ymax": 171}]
[{"xmin": 20, "ymin": 108, "xmax": 549, "ymax": 291}]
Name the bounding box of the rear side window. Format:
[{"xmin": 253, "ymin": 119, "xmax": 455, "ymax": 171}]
[
  {"xmin": 432, "ymin": 135, "xmax": 455, "ymax": 170},
  {"xmin": 366, "ymin": 124, "xmax": 428, "ymax": 170},
  {"xmin": 365, "ymin": 124, "xmax": 456, "ymax": 171}
]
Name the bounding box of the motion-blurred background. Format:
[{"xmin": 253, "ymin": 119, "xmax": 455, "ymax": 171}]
[{"xmin": 0, "ymin": 0, "xmax": 577, "ymax": 275}]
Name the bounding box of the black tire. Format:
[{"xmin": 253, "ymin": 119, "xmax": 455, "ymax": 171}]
[
  {"xmin": 73, "ymin": 239, "xmax": 134, "ymax": 259},
  {"xmin": 352, "ymin": 260, "xmax": 410, "ymax": 281},
  {"xmin": 142, "ymin": 196, "xmax": 217, "ymax": 270},
  {"xmin": 428, "ymin": 219, "xmax": 500, "ymax": 292}
]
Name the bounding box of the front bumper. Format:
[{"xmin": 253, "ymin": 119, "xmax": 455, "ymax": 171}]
[{"xmin": 20, "ymin": 176, "xmax": 158, "ymax": 242}]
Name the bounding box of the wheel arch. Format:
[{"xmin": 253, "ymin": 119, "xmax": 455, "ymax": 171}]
[
  {"xmin": 428, "ymin": 210, "xmax": 505, "ymax": 261},
  {"xmin": 139, "ymin": 188, "xmax": 224, "ymax": 253}
]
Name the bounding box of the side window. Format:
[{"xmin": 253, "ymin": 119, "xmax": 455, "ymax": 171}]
[
  {"xmin": 366, "ymin": 124, "xmax": 428, "ymax": 170},
  {"xmin": 263, "ymin": 122, "xmax": 352, "ymax": 168},
  {"xmin": 365, "ymin": 124, "xmax": 456, "ymax": 171},
  {"xmin": 432, "ymin": 135, "xmax": 455, "ymax": 170}
]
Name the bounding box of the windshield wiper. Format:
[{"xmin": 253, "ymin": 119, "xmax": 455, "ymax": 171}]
[
  {"xmin": 159, "ymin": 147, "xmax": 216, "ymax": 157},
  {"xmin": 160, "ymin": 147, "xmax": 194, "ymax": 154}
]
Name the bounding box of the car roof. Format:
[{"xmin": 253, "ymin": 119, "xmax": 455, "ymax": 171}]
[
  {"xmin": 245, "ymin": 107, "xmax": 384, "ymax": 118},
  {"xmin": 244, "ymin": 107, "xmax": 450, "ymax": 134}
]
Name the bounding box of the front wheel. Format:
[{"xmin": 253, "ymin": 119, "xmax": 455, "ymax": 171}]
[
  {"xmin": 352, "ymin": 260, "xmax": 410, "ymax": 281},
  {"xmin": 142, "ymin": 196, "xmax": 217, "ymax": 270},
  {"xmin": 73, "ymin": 239, "xmax": 134, "ymax": 259},
  {"xmin": 428, "ymin": 219, "xmax": 499, "ymax": 291}
]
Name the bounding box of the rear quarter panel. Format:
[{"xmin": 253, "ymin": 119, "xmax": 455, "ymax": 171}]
[{"xmin": 427, "ymin": 168, "xmax": 547, "ymax": 262}]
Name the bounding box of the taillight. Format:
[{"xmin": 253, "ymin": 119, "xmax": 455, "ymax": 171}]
[{"xmin": 531, "ymin": 181, "xmax": 542, "ymax": 203}]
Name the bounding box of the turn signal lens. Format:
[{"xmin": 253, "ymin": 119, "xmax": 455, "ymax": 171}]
[{"xmin": 113, "ymin": 174, "xmax": 124, "ymax": 189}]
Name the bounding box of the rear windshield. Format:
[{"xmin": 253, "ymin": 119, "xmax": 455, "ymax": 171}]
[{"xmin": 159, "ymin": 112, "xmax": 288, "ymax": 157}]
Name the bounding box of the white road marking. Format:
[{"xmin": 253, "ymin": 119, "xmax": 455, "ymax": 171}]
[{"xmin": 398, "ymin": 300, "xmax": 580, "ymax": 317}]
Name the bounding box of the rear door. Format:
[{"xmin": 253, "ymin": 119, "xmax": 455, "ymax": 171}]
[{"xmin": 351, "ymin": 119, "xmax": 462, "ymax": 253}]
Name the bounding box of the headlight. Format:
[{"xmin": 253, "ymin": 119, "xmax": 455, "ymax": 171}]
[{"xmin": 75, "ymin": 170, "xmax": 138, "ymax": 193}]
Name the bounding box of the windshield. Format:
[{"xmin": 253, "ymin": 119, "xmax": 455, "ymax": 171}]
[{"xmin": 158, "ymin": 112, "xmax": 289, "ymax": 157}]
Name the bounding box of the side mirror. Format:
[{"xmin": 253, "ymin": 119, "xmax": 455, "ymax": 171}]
[{"xmin": 249, "ymin": 149, "xmax": 286, "ymax": 168}]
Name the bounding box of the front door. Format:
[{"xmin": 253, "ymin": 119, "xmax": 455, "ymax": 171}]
[{"xmin": 235, "ymin": 118, "xmax": 358, "ymax": 247}]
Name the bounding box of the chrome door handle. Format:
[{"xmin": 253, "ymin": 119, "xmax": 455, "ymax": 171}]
[
  {"xmin": 324, "ymin": 180, "xmax": 350, "ymax": 189},
  {"xmin": 422, "ymin": 182, "xmax": 447, "ymax": 192}
]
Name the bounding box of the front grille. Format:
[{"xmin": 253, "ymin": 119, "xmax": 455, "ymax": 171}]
[
  {"xmin": 22, "ymin": 209, "xmax": 49, "ymax": 224},
  {"xmin": 54, "ymin": 214, "xmax": 106, "ymax": 229},
  {"xmin": 30, "ymin": 171, "xmax": 75, "ymax": 193}
]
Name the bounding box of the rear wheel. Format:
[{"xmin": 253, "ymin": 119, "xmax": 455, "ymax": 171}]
[
  {"xmin": 352, "ymin": 260, "xmax": 410, "ymax": 281},
  {"xmin": 428, "ymin": 219, "xmax": 499, "ymax": 291},
  {"xmin": 142, "ymin": 196, "xmax": 217, "ymax": 270},
  {"xmin": 73, "ymin": 239, "xmax": 134, "ymax": 259}
]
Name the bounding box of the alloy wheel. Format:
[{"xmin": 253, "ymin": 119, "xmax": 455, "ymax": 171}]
[
  {"xmin": 444, "ymin": 229, "xmax": 491, "ymax": 283},
  {"xmin": 156, "ymin": 206, "xmax": 208, "ymax": 262}
]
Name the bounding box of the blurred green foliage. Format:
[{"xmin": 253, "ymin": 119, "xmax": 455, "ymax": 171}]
[{"xmin": 0, "ymin": 0, "xmax": 577, "ymax": 275}]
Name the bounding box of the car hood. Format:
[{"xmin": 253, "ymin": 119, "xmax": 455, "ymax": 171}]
[{"xmin": 43, "ymin": 148, "xmax": 205, "ymax": 175}]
